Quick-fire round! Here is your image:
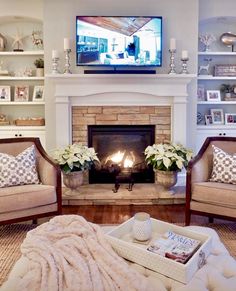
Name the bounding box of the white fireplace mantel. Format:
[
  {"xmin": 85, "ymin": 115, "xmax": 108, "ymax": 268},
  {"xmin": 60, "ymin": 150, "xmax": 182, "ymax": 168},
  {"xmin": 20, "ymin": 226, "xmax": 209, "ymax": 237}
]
[{"xmin": 47, "ymin": 73, "xmax": 196, "ymax": 147}]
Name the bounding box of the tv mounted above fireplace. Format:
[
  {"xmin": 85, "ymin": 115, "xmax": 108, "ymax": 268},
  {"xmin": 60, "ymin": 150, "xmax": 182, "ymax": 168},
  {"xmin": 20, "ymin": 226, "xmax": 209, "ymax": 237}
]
[{"xmin": 76, "ymin": 16, "xmax": 162, "ymax": 67}]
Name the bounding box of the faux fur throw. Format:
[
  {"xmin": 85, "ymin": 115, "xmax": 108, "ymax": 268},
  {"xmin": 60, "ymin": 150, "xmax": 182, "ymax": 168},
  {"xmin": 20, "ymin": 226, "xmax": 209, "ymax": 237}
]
[{"xmin": 14, "ymin": 215, "xmax": 155, "ymax": 291}]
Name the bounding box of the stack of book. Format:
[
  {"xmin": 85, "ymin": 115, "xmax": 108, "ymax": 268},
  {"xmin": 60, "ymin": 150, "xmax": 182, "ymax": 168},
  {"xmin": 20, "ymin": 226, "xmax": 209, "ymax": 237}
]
[{"xmin": 147, "ymin": 230, "xmax": 201, "ymax": 264}]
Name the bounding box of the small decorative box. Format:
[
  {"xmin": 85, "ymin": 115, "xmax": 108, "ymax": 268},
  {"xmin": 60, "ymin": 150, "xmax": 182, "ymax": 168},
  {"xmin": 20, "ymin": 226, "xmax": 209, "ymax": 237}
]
[{"xmin": 106, "ymin": 218, "xmax": 212, "ymax": 284}]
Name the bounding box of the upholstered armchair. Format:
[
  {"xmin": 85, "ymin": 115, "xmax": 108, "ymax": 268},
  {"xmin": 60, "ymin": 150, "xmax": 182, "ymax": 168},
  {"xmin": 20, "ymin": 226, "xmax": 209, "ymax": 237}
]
[
  {"xmin": 185, "ymin": 136, "xmax": 236, "ymax": 225},
  {"xmin": 0, "ymin": 137, "xmax": 61, "ymax": 224}
]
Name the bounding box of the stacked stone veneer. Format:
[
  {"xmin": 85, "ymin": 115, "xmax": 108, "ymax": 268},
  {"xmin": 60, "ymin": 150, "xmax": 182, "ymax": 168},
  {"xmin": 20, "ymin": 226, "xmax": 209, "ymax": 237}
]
[
  {"xmin": 72, "ymin": 106, "xmax": 171, "ymax": 184},
  {"xmin": 72, "ymin": 106, "xmax": 171, "ymax": 145}
]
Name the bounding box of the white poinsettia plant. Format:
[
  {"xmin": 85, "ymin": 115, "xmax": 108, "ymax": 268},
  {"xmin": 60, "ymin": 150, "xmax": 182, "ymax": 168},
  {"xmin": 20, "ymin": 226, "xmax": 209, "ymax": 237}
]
[
  {"xmin": 144, "ymin": 143, "xmax": 193, "ymax": 172},
  {"xmin": 52, "ymin": 143, "xmax": 99, "ymax": 173}
]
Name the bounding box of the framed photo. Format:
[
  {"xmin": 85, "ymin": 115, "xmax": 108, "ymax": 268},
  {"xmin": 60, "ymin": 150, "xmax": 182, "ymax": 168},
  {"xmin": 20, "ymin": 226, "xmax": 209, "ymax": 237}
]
[
  {"xmin": 0, "ymin": 86, "xmax": 11, "ymax": 101},
  {"xmin": 33, "ymin": 85, "xmax": 44, "ymax": 101},
  {"xmin": 197, "ymin": 85, "xmax": 205, "ymax": 101},
  {"xmin": 210, "ymin": 109, "xmax": 224, "ymax": 124},
  {"xmin": 14, "ymin": 85, "xmax": 29, "ymax": 102},
  {"xmin": 225, "ymin": 113, "xmax": 236, "ymax": 124},
  {"xmin": 205, "ymin": 114, "xmax": 213, "ymax": 125},
  {"xmin": 206, "ymin": 90, "xmax": 221, "ymax": 102}
]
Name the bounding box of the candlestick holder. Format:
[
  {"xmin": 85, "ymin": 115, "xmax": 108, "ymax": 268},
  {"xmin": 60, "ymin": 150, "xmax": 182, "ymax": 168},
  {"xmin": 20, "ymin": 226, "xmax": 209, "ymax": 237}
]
[
  {"xmin": 180, "ymin": 57, "xmax": 189, "ymax": 74},
  {"xmin": 168, "ymin": 49, "xmax": 177, "ymax": 74},
  {"xmin": 64, "ymin": 49, "xmax": 72, "ymax": 74},
  {"xmin": 52, "ymin": 57, "xmax": 60, "ymax": 74}
]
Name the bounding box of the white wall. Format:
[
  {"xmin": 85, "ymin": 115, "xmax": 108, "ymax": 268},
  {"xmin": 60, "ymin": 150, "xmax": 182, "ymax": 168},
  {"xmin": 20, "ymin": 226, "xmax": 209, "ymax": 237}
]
[{"xmin": 44, "ymin": 0, "xmax": 199, "ymax": 150}]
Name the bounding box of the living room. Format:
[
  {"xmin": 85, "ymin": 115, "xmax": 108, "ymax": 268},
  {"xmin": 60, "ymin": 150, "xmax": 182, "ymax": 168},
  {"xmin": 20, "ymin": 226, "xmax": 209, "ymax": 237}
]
[{"xmin": 0, "ymin": 0, "xmax": 236, "ymax": 290}]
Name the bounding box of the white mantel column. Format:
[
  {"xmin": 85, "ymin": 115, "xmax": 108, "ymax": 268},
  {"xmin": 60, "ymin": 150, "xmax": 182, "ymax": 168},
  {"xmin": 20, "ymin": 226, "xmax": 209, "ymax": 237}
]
[
  {"xmin": 172, "ymin": 96, "xmax": 187, "ymax": 145},
  {"xmin": 55, "ymin": 96, "xmax": 71, "ymax": 147}
]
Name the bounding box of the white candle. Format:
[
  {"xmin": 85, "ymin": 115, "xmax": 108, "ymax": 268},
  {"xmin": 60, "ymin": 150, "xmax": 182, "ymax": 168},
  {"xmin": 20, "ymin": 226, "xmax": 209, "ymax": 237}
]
[
  {"xmin": 64, "ymin": 38, "xmax": 71, "ymax": 50},
  {"xmin": 182, "ymin": 50, "xmax": 188, "ymax": 59},
  {"xmin": 170, "ymin": 38, "xmax": 176, "ymax": 50},
  {"xmin": 52, "ymin": 50, "xmax": 59, "ymax": 58}
]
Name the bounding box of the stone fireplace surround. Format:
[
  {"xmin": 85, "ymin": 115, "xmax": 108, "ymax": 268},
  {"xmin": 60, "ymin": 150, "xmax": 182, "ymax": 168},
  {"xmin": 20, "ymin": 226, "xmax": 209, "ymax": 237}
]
[{"xmin": 48, "ymin": 74, "xmax": 195, "ymax": 204}]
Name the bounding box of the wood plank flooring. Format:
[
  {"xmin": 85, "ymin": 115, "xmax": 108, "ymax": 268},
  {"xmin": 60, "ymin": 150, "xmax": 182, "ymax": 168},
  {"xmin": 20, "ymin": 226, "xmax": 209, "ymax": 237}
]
[{"xmin": 62, "ymin": 205, "xmax": 212, "ymax": 225}]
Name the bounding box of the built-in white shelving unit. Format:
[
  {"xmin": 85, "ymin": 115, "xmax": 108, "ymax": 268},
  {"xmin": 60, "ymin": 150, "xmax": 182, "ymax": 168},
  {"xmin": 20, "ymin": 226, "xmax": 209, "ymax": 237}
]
[{"xmin": 0, "ymin": 17, "xmax": 45, "ymax": 147}]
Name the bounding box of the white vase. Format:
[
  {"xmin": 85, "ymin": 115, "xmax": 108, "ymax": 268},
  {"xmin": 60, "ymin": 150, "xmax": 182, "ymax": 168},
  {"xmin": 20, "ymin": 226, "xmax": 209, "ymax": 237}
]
[
  {"xmin": 132, "ymin": 212, "xmax": 152, "ymax": 241},
  {"xmin": 36, "ymin": 68, "xmax": 44, "ymax": 77}
]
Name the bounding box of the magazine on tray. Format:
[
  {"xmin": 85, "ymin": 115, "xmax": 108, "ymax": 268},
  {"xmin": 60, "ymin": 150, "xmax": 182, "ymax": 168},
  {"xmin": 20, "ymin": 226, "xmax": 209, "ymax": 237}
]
[{"xmin": 147, "ymin": 230, "xmax": 201, "ymax": 264}]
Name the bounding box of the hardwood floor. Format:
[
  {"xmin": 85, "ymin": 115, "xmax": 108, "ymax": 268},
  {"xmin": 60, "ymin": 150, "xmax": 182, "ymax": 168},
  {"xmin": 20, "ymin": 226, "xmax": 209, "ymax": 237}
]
[{"xmin": 62, "ymin": 204, "xmax": 212, "ymax": 225}]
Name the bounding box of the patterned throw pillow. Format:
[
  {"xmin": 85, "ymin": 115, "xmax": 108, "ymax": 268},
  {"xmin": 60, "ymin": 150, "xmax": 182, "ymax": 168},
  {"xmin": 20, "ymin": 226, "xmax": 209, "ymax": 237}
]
[
  {"xmin": 0, "ymin": 145, "xmax": 39, "ymax": 188},
  {"xmin": 210, "ymin": 145, "xmax": 236, "ymax": 184}
]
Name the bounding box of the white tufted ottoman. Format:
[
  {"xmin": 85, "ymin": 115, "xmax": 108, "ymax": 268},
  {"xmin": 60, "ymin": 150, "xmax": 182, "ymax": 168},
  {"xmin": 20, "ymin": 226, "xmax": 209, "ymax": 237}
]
[{"xmin": 1, "ymin": 226, "xmax": 236, "ymax": 291}]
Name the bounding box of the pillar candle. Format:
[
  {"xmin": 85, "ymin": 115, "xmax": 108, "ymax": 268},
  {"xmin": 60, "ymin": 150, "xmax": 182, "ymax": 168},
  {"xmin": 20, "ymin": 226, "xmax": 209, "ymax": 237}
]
[
  {"xmin": 52, "ymin": 50, "xmax": 59, "ymax": 58},
  {"xmin": 64, "ymin": 38, "xmax": 71, "ymax": 50},
  {"xmin": 182, "ymin": 50, "xmax": 188, "ymax": 59},
  {"xmin": 170, "ymin": 38, "xmax": 176, "ymax": 50}
]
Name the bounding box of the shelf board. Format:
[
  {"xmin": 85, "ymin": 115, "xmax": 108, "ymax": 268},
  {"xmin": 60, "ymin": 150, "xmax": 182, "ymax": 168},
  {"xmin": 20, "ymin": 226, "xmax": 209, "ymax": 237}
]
[
  {"xmin": 197, "ymin": 125, "xmax": 236, "ymax": 129},
  {"xmin": 0, "ymin": 77, "xmax": 44, "ymax": 80},
  {"xmin": 197, "ymin": 101, "xmax": 236, "ymax": 105},
  {"xmin": 198, "ymin": 76, "xmax": 236, "ymax": 80},
  {"xmin": 0, "ymin": 50, "xmax": 44, "ymax": 56},
  {"xmin": 0, "ymin": 101, "xmax": 45, "ymax": 105},
  {"xmin": 0, "ymin": 125, "xmax": 45, "ymax": 130},
  {"xmin": 198, "ymin": 51, "xmax": 236, "ymax": 56}
]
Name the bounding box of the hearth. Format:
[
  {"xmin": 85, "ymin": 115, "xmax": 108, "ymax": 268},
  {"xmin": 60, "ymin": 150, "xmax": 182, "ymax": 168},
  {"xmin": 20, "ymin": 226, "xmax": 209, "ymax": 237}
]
[{"xmin": 88, "ymin": 125, "xmax": 155, "ymax": 187}]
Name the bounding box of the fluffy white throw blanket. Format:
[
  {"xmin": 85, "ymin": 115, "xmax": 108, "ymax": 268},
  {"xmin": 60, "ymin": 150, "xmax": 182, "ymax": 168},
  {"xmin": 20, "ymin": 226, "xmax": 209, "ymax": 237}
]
[{"xmin": 11, "ymin": 215, "xmax": 155, "ymax": 291}]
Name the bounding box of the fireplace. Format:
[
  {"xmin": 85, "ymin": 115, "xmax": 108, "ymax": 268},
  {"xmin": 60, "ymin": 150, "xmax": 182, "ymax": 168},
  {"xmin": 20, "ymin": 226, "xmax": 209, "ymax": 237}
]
[{"xmin": 88, "ymin": 125, "xmax": 155, "ymax": 186}]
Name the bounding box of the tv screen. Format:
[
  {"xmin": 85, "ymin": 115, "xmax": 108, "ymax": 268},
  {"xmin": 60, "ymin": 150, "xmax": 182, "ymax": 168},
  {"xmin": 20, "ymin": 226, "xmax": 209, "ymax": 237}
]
[{"xmin": 76, "ymin": 16, "xmax": 162, "ymax": 67}]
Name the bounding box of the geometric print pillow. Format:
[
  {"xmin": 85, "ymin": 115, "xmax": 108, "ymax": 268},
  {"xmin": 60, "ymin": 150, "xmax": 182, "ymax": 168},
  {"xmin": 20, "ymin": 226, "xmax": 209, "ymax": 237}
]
[
  {"xmin": 209, "ymin": 145, "xmax": 236, "ymax": 184},
  {"xmin": 0, "ymin": 145, "xmax": 40, "ymax": 188}
]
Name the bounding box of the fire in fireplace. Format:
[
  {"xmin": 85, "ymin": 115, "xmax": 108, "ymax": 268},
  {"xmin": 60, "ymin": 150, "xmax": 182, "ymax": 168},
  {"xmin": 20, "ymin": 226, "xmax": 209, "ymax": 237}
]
[{"xmin": 88, "ymin": 125, "xmax": 155, "ymax": 189}]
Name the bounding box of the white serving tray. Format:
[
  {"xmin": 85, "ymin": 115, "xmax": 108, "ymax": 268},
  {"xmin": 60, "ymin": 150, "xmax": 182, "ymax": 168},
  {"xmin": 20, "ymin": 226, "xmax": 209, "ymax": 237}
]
[{"xmin": 106, "ymin": 218, "xmax": 212, "ymax": 284}]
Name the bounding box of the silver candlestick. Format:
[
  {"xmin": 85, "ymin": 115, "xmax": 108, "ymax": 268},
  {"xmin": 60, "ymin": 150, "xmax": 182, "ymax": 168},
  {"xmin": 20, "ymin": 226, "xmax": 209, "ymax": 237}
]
[
  {"xmin": 52, "ymin": 57, "xmax": 60, "ymax": 74},
  {"xmin": 180, "ymin": 58, "xmax": 189, "ymax": 74},
  {"xmin": 64, "ymin": 49, "xmax": 72, "ymax": 74},
  {"xmin": 168, "ymin": 49, "xmax": 177, "ymax": 74}
]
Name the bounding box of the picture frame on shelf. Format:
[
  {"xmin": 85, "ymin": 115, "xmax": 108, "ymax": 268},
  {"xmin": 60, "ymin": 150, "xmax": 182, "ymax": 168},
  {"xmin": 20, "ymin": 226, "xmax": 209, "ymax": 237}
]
[
  {"xmin": 206, "ymin": 90, "xmax": 221, "ymax": 102},
  {"xmin": 205, "ymin": 114, "xmax": 213, "ymax": 125},
  {"xmin": 0, "ymin": 86, "xmax": 11, "ymax": 102},
  {"xmin": 14, "ymin": 85, "xmax": 29, "ymax": 102},
  {"xmin": 197, "ymin": 84, "xmax": 205, "ymax": 101},
  {"xmin": 225, "ymin": 113, "xmax": 236, "ymax": 124},
  {"xmin": 210, "ymin": 109, "xmax": 224, "ymax": 124},
  {"xmin": 33, "ymin": 85, "xmax": 44, "ymax": 102}
]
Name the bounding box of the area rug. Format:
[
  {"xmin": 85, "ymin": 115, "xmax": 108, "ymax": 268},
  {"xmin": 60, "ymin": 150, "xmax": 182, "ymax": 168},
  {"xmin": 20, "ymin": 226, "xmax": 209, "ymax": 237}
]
[{"xmin": 0, "ymin": 222, "xmax": 236, "ymax": 286}]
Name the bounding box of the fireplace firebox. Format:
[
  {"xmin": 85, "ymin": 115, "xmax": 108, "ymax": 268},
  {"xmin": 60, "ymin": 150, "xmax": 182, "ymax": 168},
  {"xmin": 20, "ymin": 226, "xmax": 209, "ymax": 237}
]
[{"xmin": 88, "ymin": 125, "xmax": 155, "ymax": 187}]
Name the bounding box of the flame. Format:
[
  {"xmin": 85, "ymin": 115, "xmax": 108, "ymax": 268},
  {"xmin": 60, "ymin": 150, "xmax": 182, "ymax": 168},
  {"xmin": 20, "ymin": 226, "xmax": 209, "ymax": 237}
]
[
  {"xmin": 124, "ymin": 158, "xmax": 134, "ymax": 168},
  {"xmin": 110, "ymin": 151, "xmax": 125, "ymax": 164}
]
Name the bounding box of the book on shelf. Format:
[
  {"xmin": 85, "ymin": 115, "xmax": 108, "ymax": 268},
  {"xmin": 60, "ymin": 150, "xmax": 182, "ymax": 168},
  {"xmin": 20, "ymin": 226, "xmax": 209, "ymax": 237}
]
[{"xmin": 147, "ymin": 230, "xmax": 201, "ymax": 264}]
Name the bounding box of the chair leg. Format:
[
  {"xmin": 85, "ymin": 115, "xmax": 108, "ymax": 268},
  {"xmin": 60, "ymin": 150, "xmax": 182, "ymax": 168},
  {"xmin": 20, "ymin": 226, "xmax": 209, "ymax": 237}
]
[
  {"xmin": 32, "ymin": 219, "xmax": 37, "ymax": 224},
  {"xmin": 185, "ymin": 209, "xmax": 191, "ymax": 226},
  {"xmin": 208, "ymin": 217, "xmax": 214, "ymax": 223}
]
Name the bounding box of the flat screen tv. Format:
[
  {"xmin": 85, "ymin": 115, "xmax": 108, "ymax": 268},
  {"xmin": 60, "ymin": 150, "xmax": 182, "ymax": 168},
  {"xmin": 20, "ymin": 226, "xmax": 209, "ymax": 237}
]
[{"xmin": 76, "ymin": 16, "xmax": 162, "ymax": 67}]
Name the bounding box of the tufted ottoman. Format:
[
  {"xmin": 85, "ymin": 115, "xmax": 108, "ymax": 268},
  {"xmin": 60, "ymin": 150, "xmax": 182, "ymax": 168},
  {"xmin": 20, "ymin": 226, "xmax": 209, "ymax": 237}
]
[{"xmin": 1, "ymin": 226, "xmax": 236, "ymax": 291}]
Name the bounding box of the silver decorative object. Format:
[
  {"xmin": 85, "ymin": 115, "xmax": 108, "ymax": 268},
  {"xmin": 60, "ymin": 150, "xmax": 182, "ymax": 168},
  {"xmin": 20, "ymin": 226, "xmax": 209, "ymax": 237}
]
[
  {"xmin": 64, "ymin": 49, "xmax": 72, "ymax": 74},
  {"xmin": 220, "ymin": 32, "xmax": 236, "ymax": 52},
  {"xmin": 180, "ymin": 58, "xmax": 189, "ymax": 74},
  {"xmin": 168, "ymin": 49, "xmax": 177, "ymax": 74},
  {"xmin": 52, "ymin": 57, "xmax": 60, "ymax": 74}
]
